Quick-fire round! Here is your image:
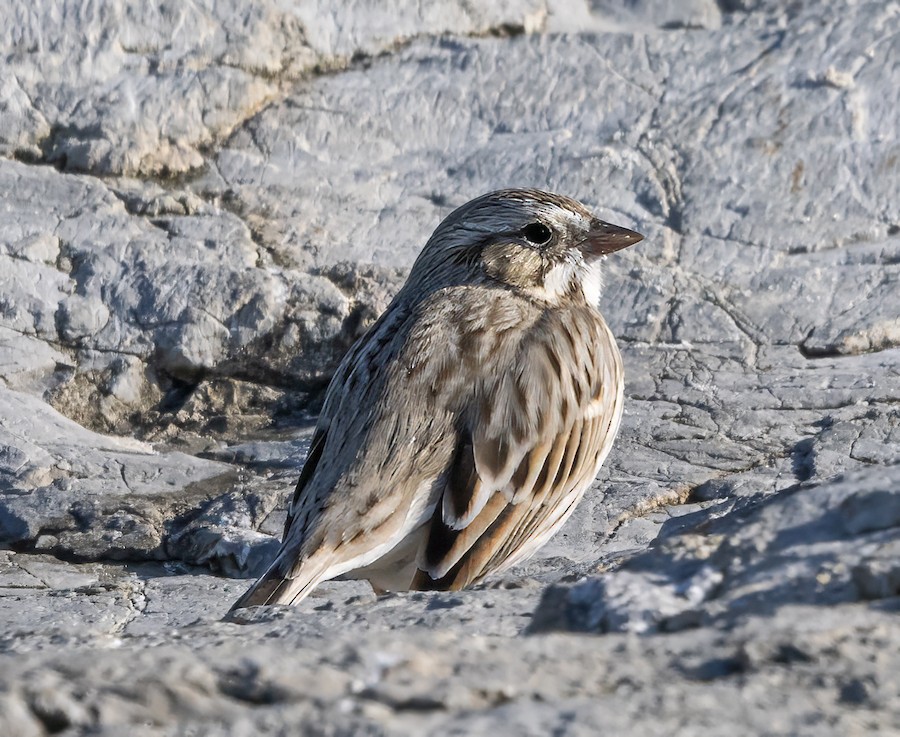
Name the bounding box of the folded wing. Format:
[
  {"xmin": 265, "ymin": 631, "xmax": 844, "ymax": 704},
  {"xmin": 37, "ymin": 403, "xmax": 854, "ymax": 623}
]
[{"xmin": 414, "ymin": 306, "xmax": 623, "ymax": 589}]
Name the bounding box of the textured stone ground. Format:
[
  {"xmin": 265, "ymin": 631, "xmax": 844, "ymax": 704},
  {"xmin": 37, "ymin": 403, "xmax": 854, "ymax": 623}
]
[{"xmin": 1, "ymin": 1, "xmax": 898, "ymax": 734}]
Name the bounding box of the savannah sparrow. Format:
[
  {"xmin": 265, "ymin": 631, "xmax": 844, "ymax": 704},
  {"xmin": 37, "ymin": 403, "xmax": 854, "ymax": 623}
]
[{"xmin": 231, "ymin": 189, "xmax": 642, "ymax": 609}]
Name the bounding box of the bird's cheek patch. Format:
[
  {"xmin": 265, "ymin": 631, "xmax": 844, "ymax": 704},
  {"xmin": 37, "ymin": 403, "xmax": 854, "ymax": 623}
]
[{"xmin": 481, "ymin": 242, "xmax": 543, "ymax": 287}]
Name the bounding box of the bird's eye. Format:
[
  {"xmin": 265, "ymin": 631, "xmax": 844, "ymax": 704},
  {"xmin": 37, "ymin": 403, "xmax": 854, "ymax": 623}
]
[{"xmin": 521, "ymin": 222, "xmax": 553, "ymax": 245}]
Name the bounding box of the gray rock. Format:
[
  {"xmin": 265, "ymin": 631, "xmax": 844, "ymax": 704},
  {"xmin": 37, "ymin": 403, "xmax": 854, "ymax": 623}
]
[
  {"xmin": 530, "ymin": 464, "xmax": 900, "ymax": 634},
  {"xmin": 548, "ymin": 0, "xmax": 723, "ymax": 32},
  {"xmin": 1, "ymin": 0, "xmax": 544, "ymax": 176},
  {"xmin": 0, "ymin": 159, "xmax": 407, "ymax": 439},
  {"xmin": 0, "ymin": 388, "xmax": 291, "ymax": 571},
  {"xmin": 0, "ymin": 548, "xmax": 898, "ymax": 735},
  {"xmin": 210, "ymin": 7, "xmax": 900, "ymax": 358}
]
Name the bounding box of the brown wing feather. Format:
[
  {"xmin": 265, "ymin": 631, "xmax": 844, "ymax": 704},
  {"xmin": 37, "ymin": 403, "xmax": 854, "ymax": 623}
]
[
  {"xmin": 414, "ymin": 299, "xmax": 623, "ymax": 589},
  {"xmin": 482, "ymin": 416, "xmax": 605, "ymax": 574},
  {"xmin": 482, "ymin": 383, "xmax": 624, "ymax": 579},
  {"xmin": 414, "ymin": 411, "xmax": 610, "ymax": 591}
]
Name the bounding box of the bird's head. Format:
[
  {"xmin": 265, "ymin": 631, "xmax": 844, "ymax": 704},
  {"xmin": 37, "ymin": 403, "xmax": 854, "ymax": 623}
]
[{"xmin": 411, "ymin": 189, "xmax": 643, "ymax": 306}]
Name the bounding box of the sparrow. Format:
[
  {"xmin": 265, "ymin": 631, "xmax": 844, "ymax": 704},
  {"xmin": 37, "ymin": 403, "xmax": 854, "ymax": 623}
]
[{"xmin": 230, "ymin": 189, "xmax": 642, "ymax": 610}]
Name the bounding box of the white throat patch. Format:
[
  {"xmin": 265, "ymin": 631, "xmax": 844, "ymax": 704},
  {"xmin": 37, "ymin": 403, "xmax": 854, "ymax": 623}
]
[
  {"xmin": 540, "ymin": 259, "xmax": 604, "ymax": 306},
  {"xmin": 580, "ymin": 259, "xmax": 604, "ymax": 306},
  {"xmin": 542, "ymin": 261, "xmax": 578, "ymax": 300}
]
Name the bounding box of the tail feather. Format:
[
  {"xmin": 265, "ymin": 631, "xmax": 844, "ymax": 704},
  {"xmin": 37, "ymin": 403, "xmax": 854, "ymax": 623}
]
[{"xmin": 228, "ymin": 555, "xmax": 326, "ymax": 613}]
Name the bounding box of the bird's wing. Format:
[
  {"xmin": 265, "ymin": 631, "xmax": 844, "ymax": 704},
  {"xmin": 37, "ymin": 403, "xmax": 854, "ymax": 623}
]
[
  {"xmin": 414, "ymin": 307, "xmax": 623, "ymax": 590},
  {"xmin": 282, "ymin": 427, "xmax": 327, "ymax": 539},
  {"xmin": 279, "ymin": 321, "xmax": 373, "ymax": 543},
  {"xmin": 229, "ymin": 305, "xmax": 434, "ymax": 610}
]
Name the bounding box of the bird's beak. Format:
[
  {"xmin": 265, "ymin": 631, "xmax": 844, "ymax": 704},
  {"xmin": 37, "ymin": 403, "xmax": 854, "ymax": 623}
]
[{"xmin": 580, "ymin": 218, "xmax": 644, "ymax": 257}]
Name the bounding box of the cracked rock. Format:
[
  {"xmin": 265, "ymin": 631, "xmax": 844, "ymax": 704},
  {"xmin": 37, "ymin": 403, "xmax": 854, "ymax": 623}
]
[{"xmin": 530, "ymin": 464, "xmax": 900, "ymax": 634}]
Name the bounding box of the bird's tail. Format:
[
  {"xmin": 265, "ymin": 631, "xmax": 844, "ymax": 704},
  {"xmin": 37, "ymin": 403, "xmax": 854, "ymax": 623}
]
[{"xmin": 227, "ymin": 552, "xmax": 326, "ymax": 614}]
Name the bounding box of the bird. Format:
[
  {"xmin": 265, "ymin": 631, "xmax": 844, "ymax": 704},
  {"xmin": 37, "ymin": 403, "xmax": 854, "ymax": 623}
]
[{"xmin": 230, "ymin": 188, "xmax": 642, "ymax": 610}]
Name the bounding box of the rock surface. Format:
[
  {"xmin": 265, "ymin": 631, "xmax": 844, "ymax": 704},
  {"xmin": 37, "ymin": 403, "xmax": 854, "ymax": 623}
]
[{"xmin": 1, "ymin": 0, "xmax": 898, "ymax": 734}]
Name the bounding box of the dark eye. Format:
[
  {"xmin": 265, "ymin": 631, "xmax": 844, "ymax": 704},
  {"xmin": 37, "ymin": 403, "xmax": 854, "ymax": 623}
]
[{"xmin": 521, "ymin": 222, "xmax": 553, "ymax": 245}]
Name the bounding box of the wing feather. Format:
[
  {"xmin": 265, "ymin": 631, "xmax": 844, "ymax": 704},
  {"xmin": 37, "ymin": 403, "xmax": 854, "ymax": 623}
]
[
  {"xmin": 414, "ymin": 305, "xmax": 623, "ymax": 591},
  {"xmin": 283, "ymin": 428, "xmax": 328, "ymax": 539},
  {"xmin": 472, "ymin": 413, "xmax": 608, "ymax": 583}
]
